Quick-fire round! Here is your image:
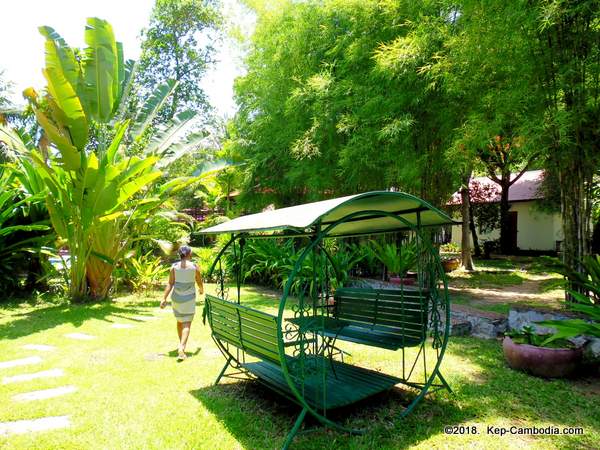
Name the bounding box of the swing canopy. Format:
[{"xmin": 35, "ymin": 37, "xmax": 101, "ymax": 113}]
[
  {"xmin": 200, "ymin": 191, "xmax": 456, "ymax": 236},
  {"xmin": 200, "ymin": 191, "xmax": 455, "ymax": 450}
]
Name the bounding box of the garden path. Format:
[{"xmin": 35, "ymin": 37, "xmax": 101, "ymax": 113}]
[{"xmin": 0, "ymin": 308, "xmax": 165, "ymax": 438}]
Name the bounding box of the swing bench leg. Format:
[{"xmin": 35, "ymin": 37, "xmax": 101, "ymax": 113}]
[
  {"xmin": 437, "ymin": 371, "xmax": 452, "ymax": 394},
  {"xmin": 281, "ymin": 407, "xmax": 308, "ymax": 450},
  {"xmin": 215, "ymin": 356, "xmax": 233, "ymax": 386}
]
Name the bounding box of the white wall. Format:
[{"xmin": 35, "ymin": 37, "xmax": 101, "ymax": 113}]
[{"xmin": 451, "ymin": 201, "xmax": 563, "ymax": 251}]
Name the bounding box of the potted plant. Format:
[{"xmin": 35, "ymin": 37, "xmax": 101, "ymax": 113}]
[
  {"xmin": 441, "ymin": 255, "xmax": 460, "ymax": 273},
  {"xmin": 535, "ymin": 255, "xmax": 600, "ymax": 366},
  {"xmin": 503, "ymin": 325, "xmax": 583, "ymax": 378},
  {"xmin": 368, "ymin": 241, "xmax": 417, "ymax": 285}
]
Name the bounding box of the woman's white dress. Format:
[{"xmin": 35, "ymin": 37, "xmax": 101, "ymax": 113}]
[{"xmin": 171, "ymin": 261, "xmax": 197, "ymax": 323}]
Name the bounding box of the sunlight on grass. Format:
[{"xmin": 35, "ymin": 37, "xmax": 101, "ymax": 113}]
[{"xmin": 0, "ymin": 289, "xmax": 598, "ymax": 449}]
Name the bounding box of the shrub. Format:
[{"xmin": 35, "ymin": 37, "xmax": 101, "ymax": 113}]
[{"xmin": 119, "ymin": 251, "xmax": 168, "ymax": 293}]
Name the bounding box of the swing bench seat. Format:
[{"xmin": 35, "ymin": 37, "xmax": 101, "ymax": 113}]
[
  {"xmin": 205, "ymin": 294, "xmax": 403, "ymax": 409},
  {"xmin": 326, "ymin": 287, "xmax": 430, "ymax": 350}
]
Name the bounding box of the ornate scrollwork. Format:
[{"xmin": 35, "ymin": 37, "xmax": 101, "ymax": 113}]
[
  {"xmin": 428, "ymin": 263, "xmax": 447, "ymax": 349},
  {"xmin": 215, "ymin": 261, "xmax": 229, "ymax": 300}
]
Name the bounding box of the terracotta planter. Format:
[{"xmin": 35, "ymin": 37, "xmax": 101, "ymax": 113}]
[
  {"xmin": 503, "ymin": 336, "xmax": 582, "ymax": 378},
  {"xmin": 441, "ymin": 258, "xmax": 460, "ymax": 273}
]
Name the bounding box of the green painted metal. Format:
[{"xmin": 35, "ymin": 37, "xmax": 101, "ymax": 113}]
[
  {"xmin": 202, "ymin": 195, "xmax": 452, "ymax": 449},
  {"xmin": 200, "ymin": 190, "xmax": 457, "ymax": 236},
  {"xmin": 282, "ymin": 408, "xmax": 307, "ymax": 450}
]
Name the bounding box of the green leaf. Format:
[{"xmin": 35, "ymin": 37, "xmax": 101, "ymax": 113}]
[
  {"xmin": 113, "ymin": 59, "xmax": 137, "ymax": 121},
  {"xmin": 82, "ymin": 17, "xmax": 119, "ymax": 123},
  {"xmin": 0, "ymin": 224, "xmax": 50, "ymax": 237},
  {"xmin": 131, "ymin": 80, "xmax": 178, "ymax": 139},
  {"xmin": 116, "ymin": 172, "xmax": 162, "ymax": 206},
  {"xmin": 33, "ymin": 108, "xmax": 81, "ymax": 171},
  {"xmin": 45, "ymin": 197, "xmax": 70, "ymax": 238},
  {"xmin": 145, "ymin": 110, "xmax": 197, "ymax": 155},
  {"xmin": 38, "ymin": 26, "xmax": 80, "ymax": 89},
  {"xmin": 43, "ymin": 67, "xmax": 88, "ymax": 149},
  {"xmin": 105, "ymin": 120, "xmax": 129, "ymax": 164},
  {"xmin": 90, "ymin": 250, "xmax": 115, "ymax": 266},
  {"xmin": 0, "ymin": 124, "xmax": 31, "ymax": 155}
]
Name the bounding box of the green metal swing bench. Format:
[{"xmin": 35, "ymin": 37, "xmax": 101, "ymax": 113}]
[{"xmin": 200, "ymin": 191, "xmax": 455, "ymax": 449}]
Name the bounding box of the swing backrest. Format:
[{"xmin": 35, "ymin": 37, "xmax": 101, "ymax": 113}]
[
  {"xmin": 205, "ymin": 294, "xmax": 281, "ymax": 364},
  {"xmin": 333, "ymin": 287, "xmax": 429, "ymax": 344}
]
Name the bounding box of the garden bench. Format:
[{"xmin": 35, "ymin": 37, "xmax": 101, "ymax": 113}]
[
  {"xmin": 328, "ymin": 287, "xmax": 429, "ymax": 350},
  {"xmin": 205, "ymin": 294, "xmax": 281, "ymax": 367},
  {"xmin": 205, "ymin": 294, "xmax": 404, "ymax": 408},
  {"xmin": 200, "ymin": 191, "xmax": 454, "ymax": 449}
]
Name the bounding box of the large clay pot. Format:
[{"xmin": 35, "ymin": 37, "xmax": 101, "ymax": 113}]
[
  {"xmin": 441, "ymin": 258, "xmax": 460, "ymax": 273},
  {"xmin": 503, "ymin": 336, "xmax": 582, "ymax": 378}
]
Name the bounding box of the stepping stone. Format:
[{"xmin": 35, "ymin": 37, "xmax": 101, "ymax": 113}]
[
  {"xmin": 65, "ymin": 333, "xmax": 96, "ymax": 340},
  {"xmin": 111, "ymin": 323, "xmax": 134, "ymax": 329},
  {"xmin": 0, "ymin": 416, "xmax": 71, "ymax": 436},
  {"xmin": 13, "ymin": 386, "xmax": 77, "ymax": 402},
  {"xmin": 3, "ymin": 369, "xmax": 64, "ymax": 385},
  {"xmin": 145, "ymin": 353, "xmax": 165, "ymax": 361},
  {"xmin": 22, "ymin": 344, "xmax": 56, "ymax": 352},
  {"xmin": 0, "ymin": 356, "xmax": 42, "ymax": 370}
]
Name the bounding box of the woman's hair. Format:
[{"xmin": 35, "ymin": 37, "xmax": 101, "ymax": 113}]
[{"xmin": 178, "ymin": 245, "xmax": 192, "ymax": 259}]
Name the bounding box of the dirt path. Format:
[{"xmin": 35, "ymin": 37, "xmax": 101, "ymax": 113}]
[{"xmin": 449, "ymin": 278, "xmax": 565, "ymax": 312}]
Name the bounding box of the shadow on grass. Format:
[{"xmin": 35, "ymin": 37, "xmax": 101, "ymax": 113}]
[
  {"xmin": 0, "ymin": 300, "xmax": 158, "ymax": 341},
  {"xmin": 190, "ymin": 378, "xmax": 465, "ymax": 449},
  {"xmin": 189, "ymin": 338, "xmax": 599, "ymax": 449}
]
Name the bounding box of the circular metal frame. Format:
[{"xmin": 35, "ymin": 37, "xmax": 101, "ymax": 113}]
[{"xmin": 206, "ymin": 207, "xmax": 451, "ymax": 437}]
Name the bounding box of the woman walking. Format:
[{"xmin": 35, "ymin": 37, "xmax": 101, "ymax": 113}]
[{"xmin": 161, "ymin": 245, "xmax": 204, "ymax": 360}]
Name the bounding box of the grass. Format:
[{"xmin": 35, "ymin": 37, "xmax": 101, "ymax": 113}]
[
  {"xmin": 1, "ymin": 285, "xmax": 599, "ymax": 449},
  {"xmin": 445, "ymin": 256, "xmax": 567, "ymax": 314},
  {"xmin": 447, "ymin": 257, "xmax": 563, "ymax": 290}
]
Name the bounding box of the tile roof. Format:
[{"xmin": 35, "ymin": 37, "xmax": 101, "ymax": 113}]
[{"xmin": 450, "ymin": 170, "xmax": 545, "ymax": 204}]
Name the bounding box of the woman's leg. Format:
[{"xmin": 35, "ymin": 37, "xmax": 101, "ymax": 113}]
[
  {"xmin": 177, "ymin": 321, "xmax": 183, "ymax": 341},
  {"xmin": 179, "ymin": 321, "xmax": 192, "ymax": 353}
]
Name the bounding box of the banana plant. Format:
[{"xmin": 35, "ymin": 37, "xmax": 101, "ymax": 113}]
[{"xmin": 1, "ymin": 18, "xmax": 219, "ymax": 301}]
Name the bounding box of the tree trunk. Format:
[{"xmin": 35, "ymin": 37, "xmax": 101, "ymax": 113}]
[
  {"xmin": 499, "ymin": 172, "xmax": 512, "ymax": 254},
  {"xmin": 469, "ymin": 202, "xmax": 481, "ymax": 257},
  {"xmin": 460, "ymin": 175, "xmax": 475, "ymax": 271},
  {"xmin": 559, "ymin": 163, "xmax": 592, "ymax": 302}
]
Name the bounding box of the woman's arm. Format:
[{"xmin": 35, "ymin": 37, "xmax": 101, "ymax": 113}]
[
  {"xmin": 195, "ymin": 266, "xmax": 204, "ymax": 295},
  {"xmin": 161, "ymin": 268, "xmax": 175, "ymax": 308}
]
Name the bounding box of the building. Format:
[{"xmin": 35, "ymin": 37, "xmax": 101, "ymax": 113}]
[{"xmin": 450, "ymin": 170, "xmax": 563, "ymax": 252}]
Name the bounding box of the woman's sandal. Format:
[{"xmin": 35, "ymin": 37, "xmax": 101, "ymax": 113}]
[{"xmin": 177, "ymin": 349, "xmax": 187, "ymax": 361}]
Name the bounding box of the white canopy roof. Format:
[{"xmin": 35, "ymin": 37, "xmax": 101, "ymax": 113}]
[{"xmin": 200, "ymin": 191, "xmax": 455, "ymax": 237}]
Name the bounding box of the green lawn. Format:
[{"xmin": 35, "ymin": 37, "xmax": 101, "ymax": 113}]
[
  {"xmin": 447, "ymin": 257, "xmax": 563, "ymax": 290},
  {"xmin": 1, "ymin": 286, "xmax": 598, "ymax": 449},
  {"xmin": 445, "ymin": 257, "xmax": 566, "ymax": 313}
]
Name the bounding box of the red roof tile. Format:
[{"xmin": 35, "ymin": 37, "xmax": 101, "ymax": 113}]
[{"xmin": 449, "ymin": 170, "xmax": 545, "ymax": 204}]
